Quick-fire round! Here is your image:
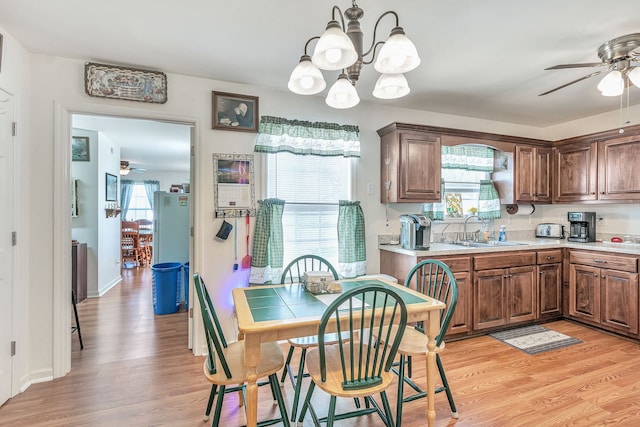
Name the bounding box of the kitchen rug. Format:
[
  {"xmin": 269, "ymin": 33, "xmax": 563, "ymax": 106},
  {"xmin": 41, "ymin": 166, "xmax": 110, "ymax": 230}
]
[{"xmin": 489, "ymin": 325, "xmax": 582, "ymax": 355}]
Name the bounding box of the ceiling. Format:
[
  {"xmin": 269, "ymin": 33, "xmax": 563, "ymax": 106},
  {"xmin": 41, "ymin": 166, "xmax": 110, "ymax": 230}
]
[{"xmin": 2, "ymin": 1, "xmax": 640, "ymax": 141}]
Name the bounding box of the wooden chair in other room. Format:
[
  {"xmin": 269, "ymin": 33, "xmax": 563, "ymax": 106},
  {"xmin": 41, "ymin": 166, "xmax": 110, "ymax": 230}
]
[
  {"xmin": 121, "ymin": 230, "xmax": 143, "ymax": 268},
  {"xmin": 136, "ymin": 219, "xmax": 153, "ymax": 264},
  {"xmin": 279, "ymin": 255, "xmax": 356, "ymax": 422},
  {"xmin": 393, "ymin": 259, "xmax": 459, "ymax": 425},
  {"xmin": 296, "ymin": 284, "xmax": 408, "ymax": 426},
  {"xmin": 193, "ymin": 273, "xmax": 290, "ymax": 427}
]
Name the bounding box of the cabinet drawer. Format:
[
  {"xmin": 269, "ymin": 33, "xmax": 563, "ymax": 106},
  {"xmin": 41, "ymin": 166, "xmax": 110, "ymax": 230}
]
[
  {"xmin": 431, "ymin": 256, "xmax": 471, "ymax": 273},
  {"xmin": 473, "ymin": 251, "xmax": 536, "ymax": 270},
  {"xmin": 537, "ymin": 250, "xmax": 562, "ymax": 264},
  {"xmin": 570, "ymin": 250, "xmax": 638, "ymax": 273}
]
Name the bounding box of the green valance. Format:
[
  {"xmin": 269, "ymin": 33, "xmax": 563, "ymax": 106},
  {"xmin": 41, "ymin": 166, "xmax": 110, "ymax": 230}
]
[
  {"xmin": 254, "ymin": 116, "xmax": 361, "ymax": 158},
  {"xmin": 441, "ymin": 145, "xmax": 494, "ymax": 171}
]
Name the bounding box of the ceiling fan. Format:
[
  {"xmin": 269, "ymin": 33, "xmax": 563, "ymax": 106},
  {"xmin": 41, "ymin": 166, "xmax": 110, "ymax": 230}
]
[
  {"xmin": 539, "ymin": 33, "xmax": 640, "ymax": 96},
  {"xmin": 120, "ymin": 160, "xmax": 146, "ymax": 175}
]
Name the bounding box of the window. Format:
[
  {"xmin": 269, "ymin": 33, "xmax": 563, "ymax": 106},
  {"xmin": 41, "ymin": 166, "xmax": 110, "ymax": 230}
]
[
  {"xmin": 441, "ymin": 168, "xmax": 490, "ymax": 217},
  {"xmin": 125, "ymin": 183, "xmax": 153, "ymax": 221},
  {"xmin": 266, "ymin": 152, "xmax": 352, "ymax": 268}
]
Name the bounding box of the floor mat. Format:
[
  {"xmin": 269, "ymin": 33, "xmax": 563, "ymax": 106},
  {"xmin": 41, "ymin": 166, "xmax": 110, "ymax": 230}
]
[{"xmin": 489, "ymin": 324, "xmax": 582, "ymax": 355}]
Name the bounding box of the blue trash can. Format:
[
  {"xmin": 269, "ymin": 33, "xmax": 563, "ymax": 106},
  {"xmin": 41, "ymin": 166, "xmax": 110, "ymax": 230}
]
[
  {"xmin": 182, "ymin": 262, "xmax": 190, "ymax": 310},
  {"xmin": 151, "ymin": 262, "xmax": 182, "ymax": 315}
]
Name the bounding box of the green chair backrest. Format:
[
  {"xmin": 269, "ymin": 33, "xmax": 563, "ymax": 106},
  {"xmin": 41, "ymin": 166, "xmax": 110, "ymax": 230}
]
[
  {"xmin": 317, "ymin": 284, "xmax": 407, "ymax": 390},
  {"xmin": 404, "ymin": 259, "xmax": 458, "ymax": 346},
  {"xmin": 193, "ymin": 273, "xmax": 233, "ymax": 379},
  {"xmin": 280, "ymin": 254, "xmax": 339, "ymax": 284}
]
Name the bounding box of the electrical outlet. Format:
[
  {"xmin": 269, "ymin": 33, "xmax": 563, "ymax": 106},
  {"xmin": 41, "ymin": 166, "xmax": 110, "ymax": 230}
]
[{"xmin": 597, "ymin": 216, "xmax": 607, "ymax": 226}]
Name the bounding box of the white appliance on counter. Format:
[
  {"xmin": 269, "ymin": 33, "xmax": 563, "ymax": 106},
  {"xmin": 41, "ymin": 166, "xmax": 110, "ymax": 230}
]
[{"xmin": 153, "ymin": 191, "xmax": 190, "ymax": 265}]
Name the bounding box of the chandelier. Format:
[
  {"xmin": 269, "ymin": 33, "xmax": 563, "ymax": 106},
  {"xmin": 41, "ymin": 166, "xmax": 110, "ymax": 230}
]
[{"xmin": 288, "ymin": 1, "xmax": 421, "ymax": 109}]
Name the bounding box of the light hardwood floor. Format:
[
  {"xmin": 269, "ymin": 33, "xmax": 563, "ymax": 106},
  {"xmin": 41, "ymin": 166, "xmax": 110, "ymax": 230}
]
[{"xmin": 1, "ymin": 267, "xmax": 640, "ymax": 426}]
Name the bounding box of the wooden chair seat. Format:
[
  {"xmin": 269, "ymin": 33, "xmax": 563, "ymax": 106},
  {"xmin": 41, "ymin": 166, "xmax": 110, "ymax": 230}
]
[
  {"xmin": 203, "ymin": 341, "xmax": 284, "ymax": 386},
  {"xmin": 389, "ymin": 325, "xmax": 446, "ymax": 355},
  {"xmin": 286, "ymin": 332, "xmax": 345, "ymax": 348}
]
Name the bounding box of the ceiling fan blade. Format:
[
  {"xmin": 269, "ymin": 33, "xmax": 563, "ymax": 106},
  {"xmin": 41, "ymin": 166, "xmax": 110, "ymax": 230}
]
[
  {"xmin": 544, "ymin": 62, "xmax": 604, "ymax": 70},
  {"xmin": 538, "ymin": 71, "xmax": 603, "ymax": 96}
]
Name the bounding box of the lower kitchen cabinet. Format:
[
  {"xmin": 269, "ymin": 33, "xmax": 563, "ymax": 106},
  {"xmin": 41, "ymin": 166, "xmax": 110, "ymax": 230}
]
[
  {"xmin": 537, "ymin": 249, "xmax": 563, "ymax": 319},
  {"xmin": 473, "ymin": 252, "xmax": 537, "ymax": 331},
  {"xmin": 569, "ymin": 250, "xmax": 639, "ymax": 337}
]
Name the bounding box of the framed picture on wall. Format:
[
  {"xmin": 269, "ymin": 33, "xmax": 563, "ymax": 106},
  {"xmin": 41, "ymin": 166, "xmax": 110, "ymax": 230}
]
[
  {"xmin": 212, "ymin": 91, "xmax": 259, "ymax": 132},
  {"xmin": 72, "ymin": 136, "xmax": 90, "ymax": 161},
  {"xmin": 105, "ymin": 173, "xmax": 118, "ymax": 201}
]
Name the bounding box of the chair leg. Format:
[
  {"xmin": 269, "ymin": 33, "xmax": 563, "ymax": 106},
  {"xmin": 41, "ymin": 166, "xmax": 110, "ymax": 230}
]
[
  {"xmin": 396, "ymin": 354, "xmax": 405, "ymax": 427},
  {"xmin": 211, "ymin": 385, "xmax": 226, "ymax": 427},
  {"xmin": 71, "ymin": 290, "xmax": 83, "ymax": 349},
  {"xmin": 379, "ymin": 391, "xmax": 395, "ymax": 427},
  {"xmin": 436, "ymin": 354, "xmax": 458, "ymax": 418},
  {"xmin": 281, "ymin": 345, "xmax": 295, "ymax": 383},
  {"xmin": 289, "ymin": 348, "xmax": 307, "ymax": 421},
  {"xmin": 204, "ymin": 384, "xmax": 217, "ymax": 421},
  {"xmin": 297, "ymin": 381, "xmax": 316, "ymax": 425},
  {"xmin": 269, "ymin": 373, "xmax": 291, "ymax": 427},
  {"xmin": 326, "ymin": 395, "xmax": 337, "ymax": 427}
]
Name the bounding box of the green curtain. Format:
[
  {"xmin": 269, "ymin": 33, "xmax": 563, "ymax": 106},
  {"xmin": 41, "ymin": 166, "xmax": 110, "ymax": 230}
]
[
  {"xmin": 120, "ymin": 179, "xmax": 134, "ymax": 220},
  {"xmin": 478, "ymin": 179, "xmax": 501, "ymax": 220},
  {"xmin": 254, "ymin": 116, "xmax": 361, "ymax": 158},
  {"xmin": 337, "ymin": 200, "xmax": 366, "ymax": 278},
  {"xmin": 441, "ymin": 145, "xmax": 494, "ymax": 171},
  {"xmin": 423, "ymin": 179, "xmax": 445, "ymax": 221},
  {"xmin": 249, "ymin": 198, "xmax": 285, "ymax": 285}
]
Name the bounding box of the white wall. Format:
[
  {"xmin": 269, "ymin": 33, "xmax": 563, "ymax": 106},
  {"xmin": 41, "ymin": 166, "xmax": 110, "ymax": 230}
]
[
  {"xmin": 123, "ymin": 170, "xmax": 190, "ymax": 194},
  {"xmin": 6, "ymin": 30, "xmax": 640, "ymax": 392}
]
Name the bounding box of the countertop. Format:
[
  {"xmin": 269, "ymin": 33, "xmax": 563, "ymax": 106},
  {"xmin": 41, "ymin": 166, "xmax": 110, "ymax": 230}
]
[{"xmin": 379, "ymin": 239, "xmax": 640, "ymax": 257}]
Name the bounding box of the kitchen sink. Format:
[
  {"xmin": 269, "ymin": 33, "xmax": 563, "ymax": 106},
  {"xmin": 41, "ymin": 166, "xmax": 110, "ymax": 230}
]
[{"xmin": 452, "ymin": 240, "xmax": 528, "ymax": 248}]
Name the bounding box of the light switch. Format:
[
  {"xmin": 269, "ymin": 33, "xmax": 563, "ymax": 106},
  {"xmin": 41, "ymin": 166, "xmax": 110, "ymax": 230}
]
[{"xmin": 367, "ymin": 183, "xmax": 374, "ymax": 195}]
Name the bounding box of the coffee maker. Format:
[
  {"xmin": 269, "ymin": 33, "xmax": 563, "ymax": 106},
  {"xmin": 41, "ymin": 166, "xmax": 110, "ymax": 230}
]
[
  {"xmin": 567, "ymin": 211, "xmax": 596, "ymax": 243},
  {"xmin": 400, "ymin": 214, "xmax": 431, "ymax": 250}
]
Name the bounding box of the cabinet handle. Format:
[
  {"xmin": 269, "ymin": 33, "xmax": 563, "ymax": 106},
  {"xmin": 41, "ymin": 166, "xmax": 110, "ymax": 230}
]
[
  {"xmin": 593, "ymin": 273, "xmax": 598, "ymax": 277},
  {"xmin": 601, "ymin": 192, "xmax": 605, "ymax": 195},
  {"xmin": 545, "ymin": 256, "xmax": 555, "ymax": 260},
  {"xmin": 593, "ymin": 259, "xmax": 607, "ymax": 263},
  {"xmin": 602, "ymin": 275, "xmax": 605, "ymax": 279}
]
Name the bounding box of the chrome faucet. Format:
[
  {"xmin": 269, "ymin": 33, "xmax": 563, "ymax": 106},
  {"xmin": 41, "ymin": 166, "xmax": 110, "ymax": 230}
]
[{"xmin": 463, "ymin": 215, "xmax": 486, "ymax": 241}]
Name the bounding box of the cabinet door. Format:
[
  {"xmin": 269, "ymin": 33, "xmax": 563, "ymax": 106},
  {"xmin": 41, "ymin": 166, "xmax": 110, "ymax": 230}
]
[
  {"xmin": 514, "ymin": 145, "xmax": 535, "ymax": 202},
  {"xmin": 398, "ymin": 132, "xmax": 441, "ymax": 201},
  {"xmin": 447, "ymin": 271, "xmax": 471, "ymax": 336},
  {"xmin": 597, "ymin": 136, "xmax": 640, "ymax": 201},
  {"xmin": 553, "ymin": 141, "xmax": 597, "ymax": 202},
  {"xmin": 538, "ymin": 263, "xmax": 562, "ymax": 318},
  {"xmin": 533, "ymin": 146, "xmax": 552, "ymax": 202},
  {"xmin": 600, "ymin": 270, "xmax": 639, "ymax": 335},
  {"xmin": 474, "ymin": 268, "xmax": 506, "ymax": 330},
  {"xmin": 569, "ymin": 263, "xmax": 600, "ymax": 322},
  {"xmin": 507, "ymin": 265, "xmax": 537, "ymax": 324}
]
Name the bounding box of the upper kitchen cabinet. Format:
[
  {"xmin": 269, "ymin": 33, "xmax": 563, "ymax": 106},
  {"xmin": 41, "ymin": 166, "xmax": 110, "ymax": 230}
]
[
  {"xmin": 378, "ymin": 123, "xmax": 441, "ymax": 203},
  {"xmin": 514, "ymin": 145, "xmax": 552, "ymax": 203},
  {"xmin": 554, "ymin": 140, "xmax": 598, "ymax": 202},
  {"xmin": 598, "ymin": 135, "xmax": 640, "ymax": 201}
]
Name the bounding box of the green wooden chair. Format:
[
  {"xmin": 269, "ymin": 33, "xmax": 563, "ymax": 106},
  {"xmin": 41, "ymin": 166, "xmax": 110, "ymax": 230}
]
[
  {"xmin": 394, "ymin": 259, "xmax": 459, "ymax": 425},
  {"xmin": 193, "ymin": 273, "xmax": 290, "ymax": 427},
  {"xmin": 296, "ymin": 284, "xmax": 408, "ymax": 427},
  {"xmin": 279, "ymin": 255, "xmax": 346, "ymax": 421}
]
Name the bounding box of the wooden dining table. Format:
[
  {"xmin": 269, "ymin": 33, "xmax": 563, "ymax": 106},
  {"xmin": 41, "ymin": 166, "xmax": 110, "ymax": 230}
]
[{"xmin": 232, "ymin": 277, "xmax": 446, "ymax": 427}]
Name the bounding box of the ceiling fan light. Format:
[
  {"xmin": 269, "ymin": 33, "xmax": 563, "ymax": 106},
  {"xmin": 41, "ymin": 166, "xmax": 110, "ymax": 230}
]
[
  {"xmin": 597, "ymin": 70, "xmax": 624, "ymax": 96},
  {"xmin": 311, "ymin": 21, "xmax": 358, "ymax": 71},
  {"xmin": 120, "ymin": 168, "xmax": 130, "ymax": 176},
  {"xmin": 288, "ymin": 55, "xmax": 327, "ymax": 95},
  {"xmin": 325, "ymin": 74, "xmax": 360, "ymax": 109},
  {"xmin": 628, "ymin": 67, "xmax": 640, "ymax": 88},
  {"xmin": 372, "ymin": 73, "xmax": 410, "ymax": 99},
  {"xmin": 374, "ymin": 27, "xmax": 421, "ymax": 74}
]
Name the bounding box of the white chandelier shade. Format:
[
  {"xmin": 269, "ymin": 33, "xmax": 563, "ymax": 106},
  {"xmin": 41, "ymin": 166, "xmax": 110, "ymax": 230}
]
[
  {"xmin": 311, "ymin": 21, "xmax": 358, "ymax": 71},
  {"xmin": 372, "ymin": 73, "xmax": 410, "ymax": 99},
  {"xmin": 326, "ymin": 74, "xmax": 360, "ymax": 109},
  {"xmin": 628, "ymin": 67, "xmax": 640, "ymax": 88},
  {"xmin": 374, "ymin": 28, "xmax": 421, "ymax": 74},
  {"xmin": 288, "ymin": 55, "xmax": 327, "ymax": 95},
  {"xmin": 597, "ymin": 70, "xmax": 624, "ymax": 96}
]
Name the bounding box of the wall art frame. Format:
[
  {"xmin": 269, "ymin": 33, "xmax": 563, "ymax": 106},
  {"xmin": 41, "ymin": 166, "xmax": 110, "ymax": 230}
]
[
  {"xmin": 105, "ymin": 173, "xmax": 118, "ymax": 202},
  {"xmin": 212, "ymin": 91, "xmax": 259, "ymax": 132},
  {"xmin": 84, "ymin": 62, "xmax": 168, "ymax": 104},
  {"xmin": 212, "ymin": 153, "xmax": 256, "ymax": 218},
  {"xmin": 71, "ymin": 136, "xmax": 90, "ymax": 161}
]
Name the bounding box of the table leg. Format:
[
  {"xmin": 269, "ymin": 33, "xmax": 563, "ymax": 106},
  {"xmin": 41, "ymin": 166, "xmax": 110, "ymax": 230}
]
[
  {"xmin": 426, "ymin": 311, "xmax": 438, "ymax": 427},
  {"xmin": 244, "ymin": 334, "xmax": 261, "ymax": 427}
]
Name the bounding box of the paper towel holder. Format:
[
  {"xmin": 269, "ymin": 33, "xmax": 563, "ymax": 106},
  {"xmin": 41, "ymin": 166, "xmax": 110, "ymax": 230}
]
[{"xmin": 505, "ymin": 204, "xmax": 535, "ymax": 215}]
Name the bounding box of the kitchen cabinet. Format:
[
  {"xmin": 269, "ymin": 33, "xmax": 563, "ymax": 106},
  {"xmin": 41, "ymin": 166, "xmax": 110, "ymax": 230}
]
[
  {"xmin": 379, "ymin": 251, "xmax": 472, "ymax": 337},
  {"xmin": 514, "ymin": 145, "xmax": 552, "ymax": 203},
  {"xmin": 569, "ymin": 250, "xmax": 638, "ymax": 337},
  {"xmin": 473, "ymin": 252, "xmax": 537, "ymax": 330},
  {"xmin": 553, "ymin": 140, "xmax": 597, "ymax": 202},
  {"xmin": 378, "ymin": 126, "xmax": 441, "ymax": 203},
  {"xmin": 537, "ymin": 250, "xmax": 562, "ymax": 319},
  {"xmin": 597, "ymin": 135, "xmax": 640, "ymax": 201}
]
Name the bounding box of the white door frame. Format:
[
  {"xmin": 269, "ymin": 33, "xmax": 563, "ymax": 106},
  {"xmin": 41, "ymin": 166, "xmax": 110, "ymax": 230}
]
[{"xmin": 52, "ymin": 101, "xmax": 201, "ymax": 377}]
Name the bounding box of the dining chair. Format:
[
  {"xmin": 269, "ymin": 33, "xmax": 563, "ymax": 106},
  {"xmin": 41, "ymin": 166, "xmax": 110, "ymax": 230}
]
[
  {"xmin": 121, "ymin": 230, "xmax": 143, "ymax": 268},
  {"xmin": 296, "ymin": 284, "xmax": 408, "ymax": 427},
  {"xmin": 394, "ymin": 259, "xmax": 459, "ymax": 425},
  {"xmin": 136, "ymin": 219, "xmax": 153, "ymax": 265},
  {"xmin": 278, "ymin": 255, "xmax": 347, "ymax": 421},
  {"xmin": 193, "ymin": 273, "xmax": 290, "ymax": 427}
]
